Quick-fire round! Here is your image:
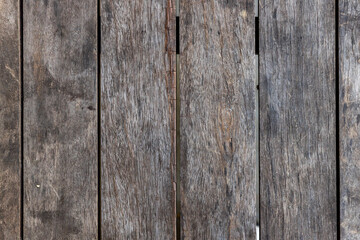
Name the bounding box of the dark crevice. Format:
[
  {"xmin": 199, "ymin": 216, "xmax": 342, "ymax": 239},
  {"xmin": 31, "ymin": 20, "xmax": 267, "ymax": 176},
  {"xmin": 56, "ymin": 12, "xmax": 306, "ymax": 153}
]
[
  {"xmin": 256, "ymin": 2, "xmax": 261, "ymax": 239},
  {"xmin": 335, "ymin": 0, "xmax": 340, "ymax": 239},
  {"xmin": 97, "ymin": 1, "xmax": 101, "ymax": 239},
  {"xmin": 255, "ymin": 17, "xmax": 259, "ymax": 55},
  {"xmin": 175, "ymin": 4, "xmax": 180, "ymax": 240},
  {"xmin": 176, "ymin": 17, "xmax": 180, "ymax": 54},
  {"xmin": 20, "ymin": 0, "xmax": 24, "ymax": 238},
  {"xmin": 175, "ymin": 46, "xmax": 181, "ymax": 240},
  {"xmin": 176, "ymin": 60, "xmax": 180, "ymax": 240}
]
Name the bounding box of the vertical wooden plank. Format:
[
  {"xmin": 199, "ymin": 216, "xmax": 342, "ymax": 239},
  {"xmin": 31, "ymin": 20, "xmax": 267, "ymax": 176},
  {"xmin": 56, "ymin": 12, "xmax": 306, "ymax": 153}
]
[
  {"xmin": 101, "ymin": 0, "xmax": 176, "ymax": 238},
  {"xmin": 340, "ymin": 1, "xmax": 360, "ymax": 238},
  {"xmin": 260, "ymin": 0, "xmax": 336, "ymax": 239},
  {"xmin": 23, "ymin": 0, "xmax": 98, "ymax": 239},
  {"xmin": 0, "ymin": 0, "xmax": 20, "ymax": 239},
  {"xmin": 180, "ymin": 1, "xmax": 256, "ymax": 238}
]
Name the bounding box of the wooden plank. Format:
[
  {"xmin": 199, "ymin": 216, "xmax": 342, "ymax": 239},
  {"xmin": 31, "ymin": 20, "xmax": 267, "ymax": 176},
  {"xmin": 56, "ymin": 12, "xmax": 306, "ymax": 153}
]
[
  {"xmin": 180, "ymin": 1, "xmax": 256, "ymax": 238},
  {"xmin": 23, "ymin": 0, "xmax": 98, "ymax": 239},
  {"xmin": 259, "ymin": 0, "xmax": 337, "ymax": 238},
  {"xmin": 100, "ymin": 0, "xmax": 176, "ymax": 238},
  {"xmin": 340, "ymin": 1, "xmax": 360, "ymax": 238},
  {"xmin": 0, "ymin": 0, "xmax": 20, "ymax": 239}
]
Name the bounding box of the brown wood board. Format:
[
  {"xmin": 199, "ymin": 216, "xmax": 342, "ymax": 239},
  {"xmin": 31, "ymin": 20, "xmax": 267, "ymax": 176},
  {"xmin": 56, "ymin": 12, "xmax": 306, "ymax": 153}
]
[
  {"xmin": 100, "ymin": 0, "xmax": 177, "ymax": 238},
  {"xmin": 259, "ymin": 0, "xmax": 337, "ymax": 238},
  {"xmin": 340, "ymin": 0, "xmax": 360, "ymax": 238},
  {"xmin": 23, "ymin": 0, "xmax": 98, "ymax": 238},
  {"xmin": 180, "ymin": 0, "xmax": 256, "ymax": 238},
  {"xmin": 0, "ymin": 0, "xmax": 21, "ymax": 238}
]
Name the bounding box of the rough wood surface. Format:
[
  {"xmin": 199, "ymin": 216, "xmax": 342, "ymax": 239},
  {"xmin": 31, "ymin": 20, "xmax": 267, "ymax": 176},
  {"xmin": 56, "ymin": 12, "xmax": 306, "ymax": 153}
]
[
  {"xmin": 180, "ymin": 1, "xmax": 256, "ymax": 238},
  {"xmin": 101, "ymin": 0, "xmax": 176, "ymax": 238},
  {"xmin": 259, "ymin": 0, "xmax": 337, "ymax": 239},
  {"xmin": 340, "ymin": 1, "xmax": 360, "ymax": 238},
  {"xmin": 0, "ymin": 0, "xmax": 20, "ymax": 239},
  {"xmin": 23, "ymin": 0, "xmax": 98, "ymax": 239}
]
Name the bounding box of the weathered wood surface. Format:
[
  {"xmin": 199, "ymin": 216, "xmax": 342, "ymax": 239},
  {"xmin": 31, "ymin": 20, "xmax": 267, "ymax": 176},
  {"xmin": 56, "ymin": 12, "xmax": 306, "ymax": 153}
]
[
  {"xmin": 340, "ymin": 0, "xmax": 360, "ymax": 238},
  {"xmin": 260, "ymin": 0, "xmax": 337, "ymax": 239},
  {"xmin": 180, "ymin": 1, "xmax": 256, "ymax": 238},
  {"xmin": 0, "ymin": 0, "xmax": 20, "ymax": 239},
  {"xmin": 23, "ymin": 0, "xmax": 98, "ymax": 239},
  {"xmin": 101, "ymin": 0, "xmax": 176, "ymax": 238}
]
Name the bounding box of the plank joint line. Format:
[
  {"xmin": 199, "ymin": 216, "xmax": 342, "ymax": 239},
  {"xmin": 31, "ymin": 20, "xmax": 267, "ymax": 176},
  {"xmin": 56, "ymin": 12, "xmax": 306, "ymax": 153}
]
[
  {"xmin": 255, "ymin": 0, "xmax": 260, "ymax": 239},
  {"xmin": 97, "ymin": 0, "xmax": 101, "ymax": 238},
  {"xmin": 255, "ymin": 17, "xmax": 259, "ymax": 55},
  {"xmin": 20, "ymin": 0, "xmax": 24, "ymax": 238},
  {"xmin": 335, "ymin": 0, "xmax": 340, "ymax": 238},
  {"xmin": 175, "ymin": 0, "xmax": 180, "ymax": 238},
  {"xmin": 176, "ymin": 17, "xmax": 180, "ymax": 54}
]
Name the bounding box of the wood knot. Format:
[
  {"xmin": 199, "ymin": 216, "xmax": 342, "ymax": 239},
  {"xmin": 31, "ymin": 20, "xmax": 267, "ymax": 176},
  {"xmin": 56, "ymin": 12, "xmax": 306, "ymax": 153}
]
[
  {"xmin": 218, "ymin": 107, "xmax": 233, "ymax": 135},
  {"xmin": 216, "ymin": 106, "xmax": 234, "ymax": 157}
]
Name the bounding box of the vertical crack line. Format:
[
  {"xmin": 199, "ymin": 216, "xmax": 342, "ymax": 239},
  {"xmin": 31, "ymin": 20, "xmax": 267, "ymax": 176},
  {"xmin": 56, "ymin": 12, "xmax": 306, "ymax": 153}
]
[
  {"xmin": 176, "ymin": 54, "xmax": 180, "ymax": 240},
  {"xmin": 257, "ymin": 50, "xmax": 260, "ymax": 240},
  {"xmin": 20, "ymin": 0, "xmax": 24, "ymax": 238},
  {"xmin": 335, "ymin": 0, "xmax": 340, "ymax": 238},
  {"xmin": 255, "ymin": 17, "xmax": 259, "ymax": 55},
  {"xmin": 176, "ymin": 17, "xmax": 180, "ymax": 54},
  {"xmin": 97, "ymin": 0, "xmax": 102, "ymax": 239},
  {"xmin": 255, "ymin": 53, "xmax": 260, "ymax": 240},
  {"xmin": 175, "ymin": 2, "xmax": 180, "ymax": 238},
  {"xmin": 255, "ymin": 0, "xmax": 260, "ymax": 239}
]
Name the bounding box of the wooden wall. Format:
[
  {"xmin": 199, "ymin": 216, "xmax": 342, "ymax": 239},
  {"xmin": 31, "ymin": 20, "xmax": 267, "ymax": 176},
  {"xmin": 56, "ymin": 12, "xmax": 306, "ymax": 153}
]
[{"xmin": 0, "ymin": 0, "xmax": 359, "ymax": 239}]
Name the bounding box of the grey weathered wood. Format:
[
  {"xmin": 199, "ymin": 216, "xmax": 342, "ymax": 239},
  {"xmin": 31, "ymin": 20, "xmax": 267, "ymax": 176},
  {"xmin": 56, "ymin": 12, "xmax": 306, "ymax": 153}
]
[
  {"xmin": 340, "ymin": 1, "xmax": 360, "ymax": 238},
  {"xmin": 180, "ymin": 1, "xmax": 256, "ymax": 238},
  {"xmin": 23, "ymin": 0, "xmax": 98, "ymax": 239},
  {"xmin": 0, "ymin": 0, "xmax": 20, "ymax": 239},
  {"xmin": 101, "ymin": 0, "xmax": 176, "ymax": 238},
  {"xmin": 260, "ymin": 0, "xmax": 337, "ymax": 239}
]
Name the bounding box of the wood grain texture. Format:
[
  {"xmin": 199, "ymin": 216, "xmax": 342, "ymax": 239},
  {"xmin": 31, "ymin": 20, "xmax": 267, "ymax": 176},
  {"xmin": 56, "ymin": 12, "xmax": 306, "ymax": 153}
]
[
  {"xmin": 340, "ymin": 0, "xmax": 360, "ymax": 238},
  {"xmin": 23, "ymin": 0, "xmax": 98, "ymax": 239},
  {"xmin": 101, "ymin": 0, "xmax": 176, "ymax": 238},
  {"xmin": 0, "ymin": 0, "xmax": 20, "ymax": 239},
  {"xmin": 180, "ymin": 1, "xmax": 256, "ymax": 238},
  {"xmin": 260, "ymin": 0, "xmax": 336, "ymax": 239}
]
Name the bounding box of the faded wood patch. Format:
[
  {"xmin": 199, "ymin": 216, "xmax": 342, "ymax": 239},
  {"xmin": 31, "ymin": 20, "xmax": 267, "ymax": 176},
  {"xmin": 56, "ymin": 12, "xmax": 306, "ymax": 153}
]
[
  {"xmin": 340, "ymin": 0, "xmax": 360, "ymax": 238},
  {"xmin": 0, "ymin": 0, "xmax": 20, "ymax": 239},
  {"xmin": 100, "ymin": 0, "xmax": 176, "ymax": 238},
  {"xmin": 23, "ymin": 0, "xmax": 98, "ymax": 239},
  {"xmin": 180, "ymin": 0, "xmax": 256, "ymax": 238}
]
